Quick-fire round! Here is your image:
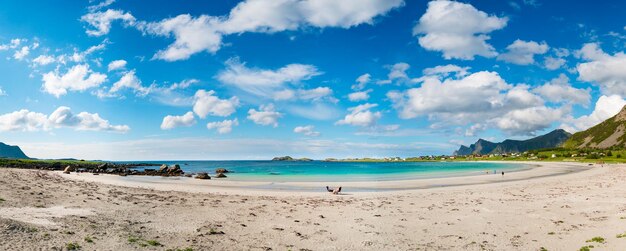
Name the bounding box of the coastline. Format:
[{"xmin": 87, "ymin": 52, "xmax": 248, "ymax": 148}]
[
  {"xmin": 57, "ymin": 161, "xmax": 591, "ymax": 196},
  {"xmin": 1, "ymin": 161, "xmax": 625, "ymax": 250}
]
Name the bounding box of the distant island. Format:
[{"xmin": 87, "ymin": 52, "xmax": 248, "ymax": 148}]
[
  {"xmin": 454, "ymin": 129, "xmax": 572, "ymax": 156},
  {"xmin": 271, "ymin": 156, "xmax": 313, "ymax": 161},
  {"xmin": 0, "ymin": 142, "xmax": 29, "ymax": 159}
]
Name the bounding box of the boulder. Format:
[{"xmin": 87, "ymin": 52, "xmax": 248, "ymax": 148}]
[
  {"xmin": 215, "ymin": 173, "xmax": 227, "ymax": 178},
  {"xmin": 168, "ymin": 164, "xmax": 182, "ymax": 174},
  {"xmin": 97, "ymin": 163, "xmax": 109, "ymax": 170},
  {"xmin": 63, "ymin": 166, "xmax": 74, "ymax": 174},
  {"xmin": 215, "ymin": 168, "xmax": 229, "ymax": 173},
  {"xmin": 195, "ymin": 173, "xmax": 210, "ymax": 179},
  {"xmin": 159, "ymin": 164, "xmax": 168, "ymax": 173}
]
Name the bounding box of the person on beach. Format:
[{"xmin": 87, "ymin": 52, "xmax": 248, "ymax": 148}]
[
  {"xmin": 326, "ymin": 186, "xmax": 342, "ymax": 194},
  {"xmin": 502, "ymin": 171, "xmax": 504, "ymax": 176}
]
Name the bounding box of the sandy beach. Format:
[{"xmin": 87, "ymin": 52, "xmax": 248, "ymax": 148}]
[{"xmin": 1, "ymin": 162, "xmax": 625, "ymax": 250}]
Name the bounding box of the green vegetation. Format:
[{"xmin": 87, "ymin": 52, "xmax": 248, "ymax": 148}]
[
  {"xmin": 0, "ymin": 197, "xmax": 5, "ymax": 202},
  {"xmin": 539, "ymin": 247, "xmax": 548, "ymax": 251},
  {"xmin": 84, "ymin": 236, "xmax": 93, "ymax": 243},
  {"xmin": 65, "ymin": 242, "xmax": 81, "ymax": 250},
  {"xmin": 617, "ymin": 232, "xmax": 626, "ymax": 238},
  {"xmin": 547, "ymin": 232, "xmax": 555, "ymax": 235},
  {"xmin": 579, "ymin": 246, "xmax": 593, "ymax": 251},
  {"xmin": 563, "ymin": 111, "xmax": 625, "ymax": 149},
  {"xmin": 167, "ymin": 248, "xmax": 193, "ymax": 251},
  {"xmin": 586, "ymin": 236, "xmax": 605, "ymax": 243},
  {"xmin": 128, "ymin": 235, "xmax": 162, "ymax": 247},
  {"xmin": 0, "ymin": 158, "xmax": 104, "ymax": 170}
]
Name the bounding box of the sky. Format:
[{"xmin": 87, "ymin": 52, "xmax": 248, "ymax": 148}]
[{"xmin": 0, "ymin": 0, "xmax": 625, "ymax": 160}]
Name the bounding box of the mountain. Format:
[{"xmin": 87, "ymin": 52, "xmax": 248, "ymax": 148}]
[
  {"xmin": 563, "ymin": 105, "xmax": 626, "ymax": 149},
  {"xmin": 454, "ymin": 129, "xmax": 572, "ymax": 155},
  {"xmin": 0, "ymin": 142, "xmax": 29, "ymax": 159}
]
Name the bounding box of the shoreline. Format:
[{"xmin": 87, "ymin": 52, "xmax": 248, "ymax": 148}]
[{"xmin": 56, "ymin": 161, "xmax": 593, "ymax": 196}]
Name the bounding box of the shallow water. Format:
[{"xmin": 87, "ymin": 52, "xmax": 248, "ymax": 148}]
[{"xmin": 122, "ymin": 160, "xmax": 526, "ymax": 182}]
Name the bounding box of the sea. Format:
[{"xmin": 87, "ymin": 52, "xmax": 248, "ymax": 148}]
[{"xmin": 121, "ymin": 160, "xmax": 527, "ymax": 182}]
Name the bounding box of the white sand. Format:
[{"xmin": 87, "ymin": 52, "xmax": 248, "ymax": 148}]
[{"xmin": 1, "ymin": 161, "xmax": 625, "ymax": 250}]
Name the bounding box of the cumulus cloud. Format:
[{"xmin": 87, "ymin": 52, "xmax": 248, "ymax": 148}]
[
  {"xmin": 561, "ymin": 95, "xmax": 626, "ymax": 132},
  {"xmin": 42, "ymin": 64, "xmax": 107, "ymax": 98},
  {"xmin": 576, "ymin": 43, "xmax": 626, "ymax": 96},
  {"xmin": 192, "ymin": 90, "xmax": 239, "ymax": 118},
  {"xmin": 13, "ymin": 46, "xmax": 30, "ymax": 60},
  {"xmin": 160, "ymin": 111, "xmax": 196, "ymax": 130},
  {"xmin": 348, "ymin": 89, "xmax": 372, "ymax": 102},
  {"xmin": 377, "ymin": 63, "xmax": 410, "ymax": 84},
  {"xmin": 32, "ymin": 55, "xmax": 56, "ymax": 66},
  {"xmin": 81, "ymin": 9, "xmax": 136, "ymax": 36},
  {"xmin": 294, "ymin": 125, "xmax": 320, "ymax": 137},
  {"xmin": 533, "ymin": 74, "xmax": 590, "ymax": 105},
  {"xmin": 336, "ymin": 103, "xmax": 381, "ymax": 127},
  {"xmin": 47, "ymin": 106, "xmax": 130, "ymax": 132},
  {"xmin": 0, "ymin": 106, "xmax": 129, "ymax": 132},
  {"xmin": 421, "ymin": 64, "xmax": 470, "ymax": 78},
  {"xmin": 247, "ymin": 104, "xmax": 282, "ymax": 127},
  {"xmin": 87, "ymin": 0, "xmax": 116, "ymax": 12},
  {"xmin": 108, "ymin": 70, "xmax": 150, "ymax": 96},
  {"xmin": 0, "ymin": 110, "xmax": 47, "ymax": 132},
  {"xmin": 274, "ymin": 87, "xmax": 336, "ymax": 102},
  {"xmin": 216, "ymin": 58, "xmax": 322, "ymax": 98},
  {"xmin": 206, "ymin": 119, "xmax": 239, "ymax": 134},
  {"xmin": 141, "ymin": 0, "xmax": 404, "ymax": 60},
  {"xmin": 107, "ymin": 59, "xmax": 127, "ymax": 71},
  {"xmin": 0, "ymin": 38, "xmax": 23, "ymax": 51},
  {"xmin": 0, "ymin": 86, "xmax": 6, "ymax": 96},
  {"xmin": 388, "ymin": 69, "xmax": 565, "ymax": 135},
  {"xmin": 352, "ymin": 73, "xmax": 371, "ymax": 90},
  {"xmin": 413, "ymin": 0, "xmax": 508, "ymax": 60},
  {"xmin": 497, "ymin": 40, "xmax": 549, "ymax": 65}
]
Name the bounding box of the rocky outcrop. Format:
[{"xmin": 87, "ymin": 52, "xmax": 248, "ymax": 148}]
[
  {"xmin": 215, "ymin": 173, "xmax": 227, "ymax": 178},
  {"xmin": 195, "ymin": 172, "xmax": 210, "ymax": 179},
  {"xmin": 63, "ymin": 166, "xmax": 75, "ymax": 174},
  {"xmin": 215, "ymin": 168, "xmax": 229, "ymax": 173}
]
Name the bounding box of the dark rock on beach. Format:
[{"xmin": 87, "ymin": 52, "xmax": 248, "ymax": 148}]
[
  {"xmin": 195, "ymin": 172, "xmax": 210, "ymax": 179},
  {"xmin": 215, "ymin": 173, "xmax": 227, "ymax": 178},
  {"xmin": 215, "ymin": 168, "xmax": 229, "ymax": 173}
]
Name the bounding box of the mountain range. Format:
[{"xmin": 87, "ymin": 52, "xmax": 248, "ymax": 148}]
[
  {"xmin": 0, "ymin": 142, "xmax": 29, "ymax": 159},
  {"xmin": 454, "ymin": 129, "xmax": 572, "ymax": 155}
]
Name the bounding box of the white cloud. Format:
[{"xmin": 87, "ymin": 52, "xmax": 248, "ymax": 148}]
[
  {"xmin": 294, "ymin": 125, "xmax": 320, "ymax": 137},
  {"xmin": 47, "ymin": 106, "xmax": 130, "ymax": 132},
  {"xmin": 497, "ymin": 40, "xmax": 549, "ymax": 65},
  {"xmin": 0, "ymin": 107, "xmax": 129, "ymax": 132},
  {"xmin": 276, "ymin": 87, "xmax": 336, "ymax": 102},
  {"xmin": 0, "ymin": 86, "xmax": 6, "ymax": 96},
  {"xmin": 107, "ymin": 59, "xmax": 127, "ymax": 71},
  {"xmin": 388, "ymin": 70, "xmax": 564, "ymax": 135},
  {"xmin": 492, "ymin": 106, "xmax": 569, "ymax": 135},
  {"xmin": 143, "ymin": 14, "xmax": 223, "ymax": 61},
  {"xmin": 141, "ymin": 0, "xmax": 404, "ymax": 60},
  {"xmin": 561, "ymin": 95, "xmax": 626, "ymax": 132},
  {"xmin": 348, "ymin": 89, "xmax": 372, "ymax": 102},
  {"xmin": 13, "ymin": 46, "xmax": 30, "ymax": 60},
  {"xmin": 576, "ymin": 43, "xmax": 626, "ymax": 96},
  {"xmin": 421, "ymin": 64, "xmax": 470, "ymax": 78},
  {"xmin": 217, "ymin": 58, "xmax": 321, "ymax": 98},
  {"xmin": 32, "ymin": 55, "xmax": 56, "ymax": 66},
  {"xmin": 352, "ymin": 73, "xmax": 371, "ymax": 90},
  {"xmin": 81, "ymin": 9, "xmax": 136, "ymax": 36},
  {"xmin": 377, "ymin": 63, "xmax": 409, "ymax": 84},
  {"xmin": 160, "ymin": 111, "xmax": 196, "ymax": 130},
  {"xmin": 42, "ymin": 64, "xmax": 107, "ymax": 98},
  {"xmin": 0, "ymin": 110, "xmax": 47, "ymax": 132},
  {"xmin": 533, "ymin": 74, "xmax": 590, "ymax": 105},
  {"xmin": 206, "ymin": 119, "xmax": 239, "ymax": 134},
  {"xmin": 192, "ymin": 90, "xmax": 240, "ymax": 118},
  {"xmin": 108, "ymin": 70, "xmax": 150, "ymax": 96},
  {"xmin": 0, "ymin": 38, "xmax": 23, "ymax": 51},
  {"xmin": 87, "ymin": 0, "xmax": 116, "ymax": 12},
  {"xmin": 413, "ymin": 0, "xmax": 508, "ymax": 60},
  {"xmin": 543, "ymin": 56, "xmax": 566, "ymax": 70},
  {"xmin": 247, "ymin": 104, "xmax": 282, "ymax": 127},
  {"xmin": 336, "ymin": 103, "xmax": 381, "ymax": 127}
]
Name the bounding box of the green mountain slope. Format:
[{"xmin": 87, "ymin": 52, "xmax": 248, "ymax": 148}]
[
  {"xmin": 454, "ymin": 129, "xmax": 572, "ymax": 155},
  {"xmin": 563, "ymin": 105, "xmax": 626, "ymax": 149},
  {"xmin": 0, "ymin": 142, "xmax": 29, "ymax": 159}
]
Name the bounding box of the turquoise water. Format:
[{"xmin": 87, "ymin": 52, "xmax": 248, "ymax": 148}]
[{"xmin": 126, "ymin": 161, "xmax": 526, "ymax": 182}]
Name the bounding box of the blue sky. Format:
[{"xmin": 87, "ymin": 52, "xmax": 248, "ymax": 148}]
[{"xmin": 0, "ymin": 0, "xmax": 625, "ymax": 160}]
